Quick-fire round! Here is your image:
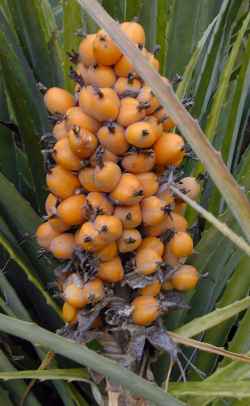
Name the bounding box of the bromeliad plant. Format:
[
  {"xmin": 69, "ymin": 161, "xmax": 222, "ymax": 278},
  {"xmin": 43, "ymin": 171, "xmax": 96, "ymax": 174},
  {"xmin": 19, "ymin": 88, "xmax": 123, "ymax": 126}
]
[{"xmin": 0, "ymin": 0, "xmax": 250, "ymax": 405}]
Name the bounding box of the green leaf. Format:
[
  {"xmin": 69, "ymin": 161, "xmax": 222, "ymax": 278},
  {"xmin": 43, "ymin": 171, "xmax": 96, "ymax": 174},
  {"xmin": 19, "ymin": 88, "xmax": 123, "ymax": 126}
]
[
  {"xmin": 0, "ymin": 350, "xmax": 41, "ymax": 406},
  {"xmin": 124, "ymin": 0, "xmax": 143, "ymax": 21},
  {"xmin": 156, "ymin": 0, "xmax": 175, "ymax": 74},
  {"xmin": 139, "ymin": 0, "xmax": 157, "ymax": 50},
  {"xmin": 0, "ymin": 314, "xmax": 185, "ymax": 406},
  {"xmin": 0, "ymin": 368, "xmax": 88, "ymax": 382},
  {"xmin": 174, "ymin": 296, "xmax": 250, "ymax": 338},
  {"xmin": 6, "ymin": 0, "xmax": 63, "ymax": 86},
  {"xmin": 63, "ymin": 0, "xmax": 83, "ymax": 91},
  {"xmin": 0, "ymin": 10, "xmax": 48, "ymax": 211},
  {"xmin": 169, "ymin": 381, "xmax": 250, "ymax": 399},
  {"xmin": 189, "ymin": 255, "xmax": 250, "ymax": 378},
  {"xmin": 102, "ymin": 0, "xmax": 126, "ymax": 21},
  {"xmin": 0, "ymin": 386, "xmax": 13, "ymax": 406}
]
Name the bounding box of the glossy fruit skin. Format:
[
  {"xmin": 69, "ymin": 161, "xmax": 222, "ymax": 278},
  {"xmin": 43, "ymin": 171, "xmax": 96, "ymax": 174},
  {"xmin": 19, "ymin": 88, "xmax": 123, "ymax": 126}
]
[
  {"xmin": 90, "ymin": 148, "xmax": 118, "ymax": 167},
  {"xmin": 44, "ymin": 87, "xmax": 74, "ymax": 114},
  {"xmin": 114, "ymin": 76, "xmax": 141, "ymax": 96},
  {"xmin": 95, "ymin": 215, "xmax": 123, "ymax": 243},
  {"xmin": 68, "ymin": 127, "xmax": 98, "ymax": 159},
  {"xmin": 36, "ymin": 221, "xmax": 60, "ymax": 249},
  {"xmin": 125, "ymin": 121, "xmax": 157, "ymax": 148},
  {"xmin": 94, "ymin": 162, "xmax": 121, "ymax": 193},
  {"xmin": 97, "ymin": 241, "xmax": 117, "ymax": 262},
  {"xmin": 110, "ymin": 173, "xmax": 144, "ymax": 205},
  {"xmin": 77, "ymin": 221, "xmax": 106, "ymax": 252},
  {"xmin": 120, "ymin": 21, "xmax": 145, "ymax": 46},
  {"xmin": 135, "ymin": 248, "xmax": 162, "ymax": 275},
  {"xmin": 57, "ymin": 194, "xmax": 87, "ymax": 226},
  {"xmin": 140, "ymin": 236, "xmax": 164, "ymax": 257},
  {"xmin": 114, "ymin": 55, "xmax": 134, "ymax": 77},
  {"xmin": 131, "ymin": 296, "xmax": 160, "ymax": 326},
  {"xmin": 141, "ymin": 196, "xmax": 167, "ymax": 226},
  {"xmin": 65, "ymin": 106, "xmax": 100, "ymax": 133},
  {"xmin": 117, "ymin": 97, "xmax": 146, "ymax": 127},
  {"xmin": 78, "ymin": 34, "xmax": 96, "ymax": 66},
  {"xmin": 98, "ymin": 257, "xmax": 124, "ymax": 283},
  {"xmin": 169, "ymin": 231, "xmax": 193, "ymax": 257},
  {"xmin": 145, "ymin": 212, "xmax": 188, "ymax": 237},
  {"xmin": 139, "ymin": 280, "xmax": 161, "ymax": 297},
  {"xmin": 86, "ymin": 192, "xmax": 114, "ymax": 216},
  {"xmin": 176, "ymin": 177, "xmax": 200, "ymax": 200},
  {"xmin": 171, "ymin": 265, "xmax": 199, "ymax": 291},
  {"xmin": 97, "ymin": 123, "xmax": 129, "ymax": 155},
  {"xmin": 93, "ymin": 30, "xmax": 122, "ymax": 66},
  {"xmin": 79, "ymin": 86, "xmax": 120, "ymax": 122},
  {"xmin": 164, "ymin": 245, "xmax": 180, "ymax": 267},
  {"xmin": 121, "ymin": 151, "xmax": 155, "ymax": 174},
  {"xmin": 45, "ymin": 193, "xmax": 59, "ymax": 217},
  {"xmin": 87, "ymin": 64, "xmax": 116, "ymax": 88},
  {"xmin": 136, "ymin": 172, "xmax": 159, "ymax": 198},
  {"xmin": 62, "ymin": 302, "xmax": 78, "ymax": 323},
  {"xmin": 46, "ymin": 166, "xmax": 80, "ymax": 199},
  {"xmin": 53, "ymin": 138, "xmax": 81, "ymax": 171},
  {"xmin": 48, "ymin": 217, "xmax": 69, "ymax": 233},
  {"xmin": 50, "ymin": 233, "xmax": 75, "ymax": 259},
  {"xmin": 137, "ymin": 86, "xmax": 160, "ymax": 115},
  {"xmin": 114, "ymin": 204, "xmax": 142, "ymax": 229},
  {"xmin": 78, "ymin": 167, "xmax": 99, "ymax": 192},
  {"xmin": 118, "ymin": 229, "xmax": 142, "ymax": 253},
  {"xmin": 53, "ymin": 121, "xmax": 68, "ymax": 140},
  {"xmin": 64, "ymin": 276, "xmax": 104, "ymax": 308},
  {"xmin": 154, "ymin": 132, "xmax": 185, "ymax": 166}
]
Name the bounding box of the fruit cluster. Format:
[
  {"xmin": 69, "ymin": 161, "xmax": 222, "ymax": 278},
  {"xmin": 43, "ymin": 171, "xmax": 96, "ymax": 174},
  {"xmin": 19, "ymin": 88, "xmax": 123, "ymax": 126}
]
[{"xmin": 36, "ymin": 21, "xmax": 200, "ymax": 335}]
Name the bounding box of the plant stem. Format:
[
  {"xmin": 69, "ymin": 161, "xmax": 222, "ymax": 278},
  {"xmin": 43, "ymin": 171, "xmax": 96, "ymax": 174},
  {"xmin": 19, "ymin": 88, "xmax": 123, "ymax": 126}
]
[{"xmin": 76, "ymin": 0, "xmax": 250, "ymax": 242}]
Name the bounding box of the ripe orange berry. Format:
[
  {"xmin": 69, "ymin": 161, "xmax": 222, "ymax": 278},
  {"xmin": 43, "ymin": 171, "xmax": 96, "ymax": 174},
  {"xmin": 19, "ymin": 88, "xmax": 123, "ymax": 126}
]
[
  {"xmin": 48, "ymin": 217, "xmax": 69, "ymax": 233},
  {"xmin": 169, "ymin": 231, "xmax": 193, "ymax": 257},
  {"xmin": 87, "ymin": 192, "xmax": 114, "ymax": 216},
  {"xmin": 93, "ymin": 30, "xmax": 122, "ymax": 66},
  {"xmin": 118, "ymin": 229, "xmax": 142, "ymax": 253},
  {"xmin": 176, "ymin": 177, "xmax": 200, "ymax": 201},
  {"xmin": 114, "ymin": 55, "xmax": 134, "ymax": 77},
  {"xmin": 164, "ymin": 245, "xmax": 180, "ymax": 267},
  {"xmin": 97, "ymin": 241, "xmax": 117, "ymax": 262},
  {"xmin": 171, "ymin": 265, "xmax": 199, "ymax": 291},
  {"xmin": 52, "ymin": 121, "xmax": 68, "ymax": 140},
  {"xmin": 114, "ymin": 204, "xmax": 142, "ymax": 229},
  {"xmin": 87, "ymin": 64, "xmax": 116, "ymax": 88},
  {"xmin": 79, "ymin": 86, "xmax": 120, "ymax": 122},
  {"xmin": 114, "ymin": 75, "xmax": 141, "ymax": 96},
  {"xmin": 141, "ymin": 196, "xmax": 168, "ymax": 226},
  {"xmin": 145, "ymin": 212, "xmax": 187, "ymax": 237},
  {"xmin": 168, "ymin": 213, "xmax": 188, "ymax": 232},
  {"xmin": 146, "ymin": 51, "xmax": 160, "ymax": 71},
  {"xmin": 98, "ymin": 256, "xmax": 124, "ymax": 283},
  {"xmin": 144, "ymin": 115, "xmax": 163, "ymax": 140},
  {"xmin": 135, "ymin": 248, "xmax": 162, "ymax": 275},
  {"xmin": 154, "ymin": 107, "xmax": 175, "ymax": 131},
  {"xmin": 68, "ymin": 126, "xmax": 97, "ymax": 159},
  {"xmin": 117, "ymin": 97, "xmax": 146, "ymax": 127},
  {"xmin": 120, "ymin": 21, "xmax": 145, "ymax": 46},
  {"xmin": 121, "ymin": 151, "xmax": 155, "ymax": 174},
  {"xmin": 77, "ymin": 221, "xmax": 106, "ymax": 252},
  {"xmin": 56, "ymin": 195, "xmax": 87, "ymax": 226},
  {"xmin": 95, "ymin": 215, "xmax": 123, "ymax": 243},
  {"xmin": 50, "ymin": 233, "xmax": 75, "ymax": 259},
  {"xmin": 45, "ymin": 193, "xmax": 59, "ymax": 217},
  {"xmin": 44, "ymin": 87, "xmax": 74, "ymax": 114},
  {"xmin": 139, "ymin": 280, "xmax": 161, "ymax": 297},
  {"xmin": 97, "ymin": 123, "xmax": 129, "ymax": 155},
  {"xmin": 136, "ymin": 172, "xmax": 159, "ymax": 197},
  {"xmin": 157, "ymin": 187, "xmax": 174, "ymax": 205},
  {"xmin": 90, "ymin": 148, "xmax": 119, "ymax": 167},
  {"xmin": 78, "ymin": 34, "xmax": 96, "ymax": 66},
  {"xmin": 140, "ymin": 236, "xmax": 164, "ymax": 257},
  {"xmin": 94, "ymin": 161, "xmax": 121, "ymax": 193},
  {"xmin": 125, "ymin": 121, "xmax": 157, "ymax": 148},
  {"xmin": 131, "ymin": 296, "xmax": 160, "ymax": 326},
  {"xmin": 154, "ymin": 132, "xmax": 185, "ymax": 166},
  {"xmin": 62, "ymin": 302, "xmax": 78, "ymax": 324},
  {"xmin": 78, "ymin": 167, "xmax": 99, "ymax": 192},
  {"xmin": 47, "ymin": 165, "xmax": 80, "ymax": 199},
  {"xmin": 36, "ymin": 221, "xmax": 60, "ymax": 249},
  {"xmin": 65, "ymin": 107, "xmax": 100, "ymax": 133},
  {"xmin": 64, "ymin": 276, "xmax": 104, "ymax": 308},
  {"xmin": 53, "ymin": 138, "xmax": 81, "ymax": 171},
  {"xmin": 137, "ymin": 86, "xmax": 160, "ymax": 115},
  {"xmin": 110, "ymin": 173, "xmax": 144, "ymax": 205},
  {"xmin": 174, "ymin": 202, "xmax": 186, "ymax": 215}
]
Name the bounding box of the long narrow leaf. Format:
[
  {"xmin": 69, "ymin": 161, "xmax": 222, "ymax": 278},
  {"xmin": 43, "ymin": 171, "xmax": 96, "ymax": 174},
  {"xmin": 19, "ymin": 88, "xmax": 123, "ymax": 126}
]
[{"xmin": 169, "ymin": 381, "xmax": 250, "ymax": 399}]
